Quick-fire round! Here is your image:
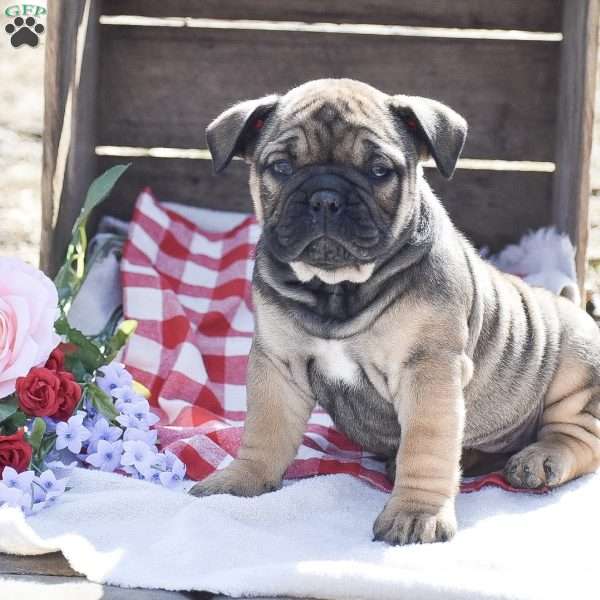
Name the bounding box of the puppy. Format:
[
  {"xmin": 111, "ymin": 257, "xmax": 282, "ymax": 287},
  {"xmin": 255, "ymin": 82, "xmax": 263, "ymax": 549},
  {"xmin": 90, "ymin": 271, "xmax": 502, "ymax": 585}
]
[{"xmin": 190, "ymin": 79, "xmax": 600, "ymax": 545}]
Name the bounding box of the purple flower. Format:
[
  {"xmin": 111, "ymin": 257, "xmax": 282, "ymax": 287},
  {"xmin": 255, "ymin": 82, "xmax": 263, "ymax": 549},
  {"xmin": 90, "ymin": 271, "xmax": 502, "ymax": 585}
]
[
  {"xmin": 82, "ymin": 394, "xmax": 98, "ymax": 421},
  {"xmin": 140, "ymin": 467, "xmax": 162, "ymax": 484},
  {"xmin": 121, "ymin": 440, "xmax": 156, "ymax": 474},
  {"xmin": 96, "ymin": 362, "xmax": 133, "ymax": 395},
  {"xmin": 86, "ymin": 416, "xmax": 122, "ymax": 453},
  {"xmin": 55, "ymin": 413, "xmax": 91, "ymax": 454},
  {"xmin": 30, "ymin": 470, "xmax": 67, "ymax": 509},
  {"xmin": 123, "ymin": 428, "xmax": 158, "ymax": 446},
  {"xmin": 112, "ymin": 386, "xmax": 145, "ymax": 412},
  {"xmin": 41, "ymin": 416, "xmax": 57, "ymax": 433},
  {"xmin": 86, "ymin": 440, "xmax": 123, "ymax": 472},
  {"xmin": 116, "ymin": 400, "xmax": 159, "ymax": 431},
  {"xmin": 0, "ymin": 469, "xmax": 67, "ymax": 515},
  {"xmin": 159, "ymin": 452, "xmax": 186, "ymax": 489},
  {"xmin": 30, "ymin": 491, "xmax": 61, "ymax": 514},
  {"xmin": 1, "ymin": 467, "xmax": 35, "ymax": 493},
  {"xmin": 152, "ymin": 453, "xmax": 167, "ymax": 470},
  {"xmin": 45, "ymin": 448, "xmax": 82, "ymax": 475},
  {"xmin": 36, "ymin": 470, "xmax": 67, "ymax": 496},
  {"xmin": 0, "ymin": 482, "xmax": 31, "ymax": 512}
]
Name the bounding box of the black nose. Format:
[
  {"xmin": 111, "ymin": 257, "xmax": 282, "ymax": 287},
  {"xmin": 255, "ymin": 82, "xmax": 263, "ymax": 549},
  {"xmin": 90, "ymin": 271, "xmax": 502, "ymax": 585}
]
[{"xmin": 308, "ymin": 190, "xmax": 344, "ymax": 214}]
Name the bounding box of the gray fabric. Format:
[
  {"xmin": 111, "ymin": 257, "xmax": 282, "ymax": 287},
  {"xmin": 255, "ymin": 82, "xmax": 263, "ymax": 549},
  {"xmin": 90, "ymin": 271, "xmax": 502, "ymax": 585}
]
[{"xmin": 67, "ymin": 217, "xmax": 126, "ymax": 337}]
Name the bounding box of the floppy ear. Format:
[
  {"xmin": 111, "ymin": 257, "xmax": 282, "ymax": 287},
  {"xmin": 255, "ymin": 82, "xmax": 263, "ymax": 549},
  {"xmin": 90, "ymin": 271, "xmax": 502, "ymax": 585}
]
[
  {"xmin": 206, "ymin": 95, "xmax": 279, "ymax": 173},
  {"xmin": 388, "ymin": 95, "xmax": 467, "ymax": 179}
]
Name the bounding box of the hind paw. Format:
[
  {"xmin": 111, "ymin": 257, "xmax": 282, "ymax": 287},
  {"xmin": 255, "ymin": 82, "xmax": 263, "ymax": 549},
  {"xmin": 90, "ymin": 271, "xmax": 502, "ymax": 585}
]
[{"xmin": 504, "ymin": 443, "xmax": 569, "ymax": 489}]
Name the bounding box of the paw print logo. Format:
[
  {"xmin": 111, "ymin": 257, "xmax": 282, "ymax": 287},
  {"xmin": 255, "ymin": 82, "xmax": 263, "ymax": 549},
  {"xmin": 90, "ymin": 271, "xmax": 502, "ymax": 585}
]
[{"xmin": 5, "ymin": 16, "xmax": 45, "ymax": 48}]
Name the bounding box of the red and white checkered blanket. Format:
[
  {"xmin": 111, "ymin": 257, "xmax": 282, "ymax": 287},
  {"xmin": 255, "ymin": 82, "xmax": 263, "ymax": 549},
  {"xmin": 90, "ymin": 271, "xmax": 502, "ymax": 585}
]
[{"xmin": 121, "ymin": 190, "xmax": 537, "ymax": 494}]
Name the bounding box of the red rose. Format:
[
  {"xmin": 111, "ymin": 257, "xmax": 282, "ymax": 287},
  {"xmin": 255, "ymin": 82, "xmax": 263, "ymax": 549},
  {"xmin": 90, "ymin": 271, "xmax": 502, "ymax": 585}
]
[
  {"xmin": 0, "ymin": 430, "xmax": 32, "ymax": 473},
  {"xmin": 53, "ymin": 371, "xmax": 82, "ymax": 421},
  {"xmin": 16, "ymin": 367, "xmax": 60, "ymax": 417},
  {"xmin": 45, "ymin": 347, "xmax": 65, "ymax": 372}
]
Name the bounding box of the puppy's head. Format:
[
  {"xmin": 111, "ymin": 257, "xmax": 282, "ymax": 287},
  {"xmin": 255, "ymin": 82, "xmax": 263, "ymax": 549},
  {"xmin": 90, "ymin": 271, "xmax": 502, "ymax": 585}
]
[{"xmin": 207, "ymin": 79, "xmax": 467, "ymax": 284}]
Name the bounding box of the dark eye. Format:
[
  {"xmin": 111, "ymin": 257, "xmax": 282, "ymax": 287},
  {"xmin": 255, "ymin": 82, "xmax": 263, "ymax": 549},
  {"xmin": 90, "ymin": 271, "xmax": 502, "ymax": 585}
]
[
  {"xmin": 369, "ymin": 164, "xmax": 391, "ymax": 179},
  {"xmin": 271, "ymin": 159, "xmax": 294, "ymax": 177}
]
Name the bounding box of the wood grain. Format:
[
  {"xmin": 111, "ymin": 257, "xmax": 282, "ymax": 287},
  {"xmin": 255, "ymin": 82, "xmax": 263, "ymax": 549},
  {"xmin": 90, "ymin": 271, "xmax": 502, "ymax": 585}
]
[
  {"xmin": 101, "ymin": 0, "xmax": 562, "ymax": 32},
  {"xmin": 96, "ymin": 25, "xmax": 559, "ymax": 162},
  {"xmin": 40, "ymin": 0, "xmax": 100, "ymax": 276},
  {"xmin": 0, "ymin": 552, "xmax": 79, "ymax": 577},
  {"xmin": 0, "ymin": 573, "xmax": 211, "ymax": 599},
  {"xmin": 552, "ymin": 0, "xmax": 599, "ymax": 297},
  {"xmin": 96, "ymin": 155, "xmax": 553, "ymax": 251},
  {"xmin": 40, "ymin": 0, "xmax": 76, "ymax": 274}
]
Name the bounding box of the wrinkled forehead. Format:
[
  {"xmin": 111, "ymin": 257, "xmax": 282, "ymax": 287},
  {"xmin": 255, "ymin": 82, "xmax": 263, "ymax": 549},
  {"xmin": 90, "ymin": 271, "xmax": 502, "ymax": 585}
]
[{"xmin": 259, "ymin": 88, "xmax": 412, "ymax": 165}]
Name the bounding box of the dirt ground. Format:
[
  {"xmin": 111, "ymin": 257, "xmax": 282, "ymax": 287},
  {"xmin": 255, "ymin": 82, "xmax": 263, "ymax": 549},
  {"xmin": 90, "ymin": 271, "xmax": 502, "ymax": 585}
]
[
  {"xmin": 0, "ymin": 21, "xmax": 43, "ymax": 266},
  {"xmin": 2, "ymin": 22, "xmax": 600, "ymax": 297}
]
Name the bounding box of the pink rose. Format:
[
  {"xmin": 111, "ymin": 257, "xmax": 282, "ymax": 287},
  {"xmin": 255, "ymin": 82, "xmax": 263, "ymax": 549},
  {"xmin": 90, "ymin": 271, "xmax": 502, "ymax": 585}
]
[{"xmin": 0, "ymin": 257, "xmax": 60, "ymax": 398}]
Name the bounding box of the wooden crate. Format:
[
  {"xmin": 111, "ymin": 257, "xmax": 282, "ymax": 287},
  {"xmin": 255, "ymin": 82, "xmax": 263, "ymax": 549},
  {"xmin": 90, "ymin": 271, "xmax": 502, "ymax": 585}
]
[{"xmin": 41, "ymin": 0, "xmax": 599, "ymax": 293}]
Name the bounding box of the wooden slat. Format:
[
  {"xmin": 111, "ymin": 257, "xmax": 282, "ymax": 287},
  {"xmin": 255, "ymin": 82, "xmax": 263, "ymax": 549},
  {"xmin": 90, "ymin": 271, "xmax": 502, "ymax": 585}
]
[
  {"xmin": 40, "ymin": 0, "xmax": 76, "ymax": 275},
  {"xmin": 427, "ymin": 169, "xmax": 553, "ymax": 251},
  {"xmin": 96, "ymin": 156, "xmax": 252, "ymax": 219},
  {"xmin": 552, "ymin": 0, "xmax": 599, "ymax": 297},
  {"xmin": 0, "ymin": 574, "xmax": 214, "ymax": 599},
  {"xmin": 0, "ymin": 552, "xmax": 79, "ymax": 577},
  {"xmin": 40, "ymin": 0, "xmax": 100, "ymax": 276},
  {"xmin": 101, "ymin": 0, "xmax": 562, "ymax": 32},
  {"xmin": 97, "ymin": 26, "xmax": 559, "ymax": 162},
  {"xmin": 96, "ymin": 155, "xmax": 553, "ymax": 252}
]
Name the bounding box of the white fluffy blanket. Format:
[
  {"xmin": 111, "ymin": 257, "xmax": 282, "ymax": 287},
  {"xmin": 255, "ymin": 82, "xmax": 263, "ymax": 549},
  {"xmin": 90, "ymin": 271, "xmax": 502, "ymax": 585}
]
[{"xmin": 1, "ymin": 468, "xmax": 598, "ymax": 599}]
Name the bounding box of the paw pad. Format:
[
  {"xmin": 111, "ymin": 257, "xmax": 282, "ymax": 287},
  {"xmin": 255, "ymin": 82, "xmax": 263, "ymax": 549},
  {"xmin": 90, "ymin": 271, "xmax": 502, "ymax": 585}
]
[{"xmin": 5, "ymin": 16, "xmax": 45, "ymax": 48}]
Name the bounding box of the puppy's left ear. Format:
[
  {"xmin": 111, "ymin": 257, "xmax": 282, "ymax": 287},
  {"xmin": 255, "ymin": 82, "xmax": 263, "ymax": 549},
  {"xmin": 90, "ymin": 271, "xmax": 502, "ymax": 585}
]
[
  {"xmin": 206, "ymin": 94, "xmax": 280, "ymax": 173},
  {"xmin": 388, "ymin": 95, "xmax": 467, "ymax": 179}
]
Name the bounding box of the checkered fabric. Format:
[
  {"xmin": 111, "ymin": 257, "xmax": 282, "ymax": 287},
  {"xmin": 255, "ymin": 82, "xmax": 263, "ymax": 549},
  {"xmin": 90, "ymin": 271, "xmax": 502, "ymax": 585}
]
[{"xmin": 121, "ymin": 190, "xmax": 540, "ymax": 494}]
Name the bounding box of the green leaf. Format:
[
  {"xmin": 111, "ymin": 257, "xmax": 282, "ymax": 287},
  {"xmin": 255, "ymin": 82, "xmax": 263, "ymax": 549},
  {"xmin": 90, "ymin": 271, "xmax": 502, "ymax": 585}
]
[
  {"xmin": 104, "ymin": 319, "xmax": 138, "ymax": 363},
  {"xmin": 27, "ymin": 417, "xmax": 46, "ymax": 452},
  {"xmin": 0, "ymin": 411, "xmax": 27, "ymax": 436},
  {"xmin": 0, "ymin": 396, "xmax": 18, "ymax": 424},
  {"xmin": 64, "ymin": 356, "xmax": 88, "ymax": 382},
  {"xmin": 77, "ymin": 164, "xmax": 131, "ymax": 232},
  {"xmin": 54, "ymin": 164, "xmax": 131, "ymax": 308},
  {"xmin": 55, "ymin": 316, "xmax": 104, "ymax": 373},
  {"xmin": 38, "ymin": 434, "xmax": 57, "ymax": 462},
  {"xmin": 86, "ymin": 383, "xmax": 119, "ymax": 421}
]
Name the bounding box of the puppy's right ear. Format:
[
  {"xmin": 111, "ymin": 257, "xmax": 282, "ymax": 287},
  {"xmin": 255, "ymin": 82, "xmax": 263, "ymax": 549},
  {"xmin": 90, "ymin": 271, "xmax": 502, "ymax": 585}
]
[{"xmin": 206, "ymin": 95, "xmax": 279, "ymax": 173}]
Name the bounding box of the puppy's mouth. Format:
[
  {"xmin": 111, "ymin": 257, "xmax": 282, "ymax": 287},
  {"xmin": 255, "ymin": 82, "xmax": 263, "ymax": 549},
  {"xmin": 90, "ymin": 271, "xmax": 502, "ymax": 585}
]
[{"xmin": 299, "ymin": 237, "xmax": 357, "ymax": 269}]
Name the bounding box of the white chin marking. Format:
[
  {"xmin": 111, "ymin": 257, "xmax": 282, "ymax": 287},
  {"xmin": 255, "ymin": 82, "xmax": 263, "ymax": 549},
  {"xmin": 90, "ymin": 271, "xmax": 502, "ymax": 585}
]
[{"xmin": 290, "ymin": 261, "xmax": 375, "ymax": 284}]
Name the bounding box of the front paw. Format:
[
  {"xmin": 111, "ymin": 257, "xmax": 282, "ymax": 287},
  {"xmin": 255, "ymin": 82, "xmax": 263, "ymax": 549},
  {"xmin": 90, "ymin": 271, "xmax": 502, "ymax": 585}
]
[
  {"xmin": 373, "ymin": 501, "xmax": 456, "ymax": 545},
  {"xmin": 189, "ymin": 464, "xmax": 280, "ymax": 498}
]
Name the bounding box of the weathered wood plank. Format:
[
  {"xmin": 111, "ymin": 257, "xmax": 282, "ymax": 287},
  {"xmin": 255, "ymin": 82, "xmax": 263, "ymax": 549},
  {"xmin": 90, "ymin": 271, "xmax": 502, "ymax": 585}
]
[
  {"xmin": 40, "ymin": 0, "xmax": 100, "ymax": 276},
  {"xmin": 97, "ymin": 26, "xmax": 559, "ymax": 162},
  {"xmin": 96, "ymin": 155, "xmax": 553, "ymax": 252},
  {"xmin": 101, "ymin": 0, "xmax": 562, "ymax": 32},
  {"xmin": 426, "ymin": 169, "xmax": 553, "ymax": 251},
  {"xmin": 96, "ymin": 156, "xmax": 253, "ymax": 218},
  {"xmin": 0, "ymin": 556, "xmax": 311, "ymax": 598},
  {"xmin": 552, "ymin": 0, "xmax": 599, "ymax": 297},
  {"xmin": 0, "ymin": 552, "xmax": 79, "ymax": 577},
  {"xmin": 0, "ymin": 574, "xmax": 209, "ymax": 599},
  {"xmin": 40, "ymin": 0, "xmax": 76, "ymax": 275}
]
